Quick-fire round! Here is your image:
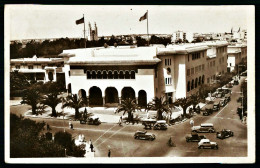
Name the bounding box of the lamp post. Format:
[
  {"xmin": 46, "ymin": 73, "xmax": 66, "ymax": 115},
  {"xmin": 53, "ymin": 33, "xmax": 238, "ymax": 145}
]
[{"xmin": 62, "ymin": 98, "xmax": 65, "ymax": 132}]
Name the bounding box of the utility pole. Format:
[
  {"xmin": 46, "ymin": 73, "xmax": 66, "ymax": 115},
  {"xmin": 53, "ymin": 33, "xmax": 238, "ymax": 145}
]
[
  {"xmin": 147, "ymin": 10, "xmax": 149, "ymax": 46},
  {"xmin": 83, "ymin": 14, "xmax": 86, "ymax": 48}
]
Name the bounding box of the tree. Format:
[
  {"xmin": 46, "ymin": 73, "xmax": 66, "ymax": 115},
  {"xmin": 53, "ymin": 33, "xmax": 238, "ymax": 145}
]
[
  {"xmin": 21, "ymin": 83, "xmax": 43, "ymax": 115},
  {"xmin": 10, "ymin": 72, "xmax": 30, "ymax": 91},
  {"xmin": 190, "ymin": 92, "xmax": 200, "ymax": 113},
  {"xmin": 54, "ymin": 131, "xmax": 85, "ymax": 157},
  {"xmin": 10, "ymin": 114, "xmax": 65, "ymax": 157},
  {"xmin": 146, "ymin": 97, "xmax": 171, "ymax": 120},
  {"xmin": 173, "ymin": 97, "xmax": 191, "ymax": 117},
  {"xmin": 62, "ymin": 94, "xmax": 87, "ymax": 119},
  {"xmin": 41, "ymin": 82, "xmax": 63, "ymax": 117},
  {"xmin": 116, "ymin": 98, "xmax": 139, "ymax": 122}
]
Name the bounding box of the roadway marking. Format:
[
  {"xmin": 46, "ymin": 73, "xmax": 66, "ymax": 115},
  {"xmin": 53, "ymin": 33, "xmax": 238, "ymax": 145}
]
[
  {"xmin": 214, "ymin": 103, "xmax": 228, "ymax": 118},
  {"xmin": 93, "ymin": 124, "xmax": 117, "ymax": 144},
  {"xmin": 95, "ymin": 126, "xmax": 127, "ymax": 148}
]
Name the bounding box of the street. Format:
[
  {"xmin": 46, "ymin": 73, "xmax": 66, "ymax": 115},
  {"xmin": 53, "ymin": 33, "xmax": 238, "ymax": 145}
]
[{"xmin": 10, "ymin": 77, "xmax": 247, "ymax": 157}]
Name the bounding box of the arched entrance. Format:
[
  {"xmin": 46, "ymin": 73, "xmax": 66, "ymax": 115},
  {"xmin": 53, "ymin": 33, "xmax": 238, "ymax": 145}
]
[
  {"xmin": 89, "ymin": 86, "xmax": 103, "ymax": 106},
  {"xmin": 138, "ymin": 90, "xmax": 147, "ymax": 107},
  {"xmin": 105, "ymin": 87, "xmax": 119, "ymax": 104},
  {"xmin": 121, "ymin": 87, "xmax": 135, "ymax": 101},
  {"xmin": 78, "ymin": 89, "xmax": 86, "ymax": 99}
]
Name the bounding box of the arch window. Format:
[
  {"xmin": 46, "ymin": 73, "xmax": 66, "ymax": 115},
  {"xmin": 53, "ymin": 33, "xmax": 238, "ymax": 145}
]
[
  {"xmin": 187, "ymin": 81, "xmax": 190, "ymax": 92},
  {"xmin": 199, "ymin": 76, "xmax": 201, "ymax": 85},
  {"xmin": 119, "ymin": 71, "xmax": 124, "ymax": 79},
  {"xmin": 114, "ymin": 71, "xmax": 118, "ymax": 79},
  {"xmin": 195, "ymin": 78, "xmax": 198, "ymax": 88},
  {"xmin": 87, "ymin": 71, "xmax": 91, "ymax": 79},
  {"xmin": 202, "ymin": 75, "xmax": 205, "ymax": 84},
  {"xmin": 191, "ymin": 79, "xmax": 194, "ymax": 90},
  {"xmin": 125, "ymin": 71, "xmax": 130, "ymax": 79},
  {"xmin": 97, "ymin": 71, "xmax": 102, "ymax": 79},
  {"xmin": 108, "ymin": 71, "xmax": 113, "ymax": 79},
  {"xmin": 130, "ymin": 71, "xmax": 135, "ymax": 79},
  {"xmin": 92, "ymin": 71, "xmax": 96, "ymax": 79},
  {"xmin": 102, "ymin": 71, "xmax": 107, "ymax": 79}
]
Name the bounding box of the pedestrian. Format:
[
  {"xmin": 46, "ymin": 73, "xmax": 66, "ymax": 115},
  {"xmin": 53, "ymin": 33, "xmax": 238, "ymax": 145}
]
[
  {"xmin": 108, "ymin": 149, "xmax": 111, "ymax": 157},
  {"xmin": 71, "ymin": 123, "xmax": 74, "ymax": 130},
  {"xmin": 47, "ymin": 123, "xmax": 50, "ymax": 131},
  {"xmin": 90, "ymin": 143, "xmax": 94, "ymax": 152},
  {"xmin": 190, "ymin": 119, "xmax": 194, "ymax": 127},
  {"xmin": 69, "ymin": 120, "xmax": 71, "ymax": 129}
]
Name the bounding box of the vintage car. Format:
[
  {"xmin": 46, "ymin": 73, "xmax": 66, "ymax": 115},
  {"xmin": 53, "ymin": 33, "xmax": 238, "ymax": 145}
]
[
  {"xmin": 87, "ymin": 116, "xmax": 101, "ymax": 125},
  {"xmin": 213, "ymin": 99, "xmax": 220, "ymax": 111},
  {"xmin": 192, "ymin": 123, "xmax": 215, "ymax": 133},
  {"xmin": 141, "ymin": 118, "xmax": 157, "ymax": 129},
  {"xmin": 224, "ymin": 93, "xmax": 231, "ymax": 102},
  {"xmin": 203, "ymin": 108, "xmax": 213, "ymax": 116},
  {"xmin": 186, "ymin": 132, "xmax": 206, "ymax": 142},
  {"xmin": 153, "ymin": 120, "xmax": 168, "ymax": 130},
  {"xmin": 220, "ymin": 98, "xmax": 227, "ymax": 107},
  {"xmin": 134, "ymin": 131, "xmax": 156, "ymax": 141},
  {"xmin": 198, "ymin": 139, "xmax": 218, "ymax": 149},
  {"xmin": 216, "ymin": 129, "xmax": 234, "ymax": 139}
]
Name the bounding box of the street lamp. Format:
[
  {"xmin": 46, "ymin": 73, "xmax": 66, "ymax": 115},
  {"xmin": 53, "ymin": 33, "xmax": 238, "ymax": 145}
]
[{"xmin": 62, "ymin": 98, "xmax": 65, "ymax": 132}]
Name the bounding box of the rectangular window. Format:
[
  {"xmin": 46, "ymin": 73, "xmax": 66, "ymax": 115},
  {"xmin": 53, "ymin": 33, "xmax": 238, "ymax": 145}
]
[
  {"xmin": 219, "ymin": 58, "xmax": 221, "ymax": 64},
  {"xmin": 210, "ymin": 62, "xmax": 212, "ymax": 67},
  {"xmin": 202, "ymin": 64, "xmax": 205, "ymax": 70},
  {"xmin": 15, "ymin": 65, "xmax": 20, "ymax": 69},
  {"xmin": 69, "ymin": 71, "xmax": 71, "ymax": 76},
  {"xmin": 187, "ymin": 69, "xmax": 190, "ymax": 76},
  {"xmin": 222, "ymin": 57, "xmax": 224, "ymax": 63},
  {"xmin": 191, "ymin": 68, "xmax": 194, "ymax": 75},
  {"xmin": 28, "ymin": 65, "xmax": 33, "ymax": 69},
  {"xmin": 42, "ymin": 65, "xmax": 45, "ymax": 69},
  {"xmin": 199, "ymin": 65, "xmax": 201, "ymax": 71},
  {"xmin": 207, "ymin": 78, "xmax": 210, "ymax": 84},
  {"xmin": 165, "ymin": 59, "xmax": 167, "ymax": 66},
  {"xmin": 230, "ymin": 63, "xmax": 232, "ymax": 66},
  {"xmin": 188, "ymin": 55, "xmax": 189, "ymax": 62},
  {"xmin": 195, "ymin": 66, "xmax": 198, "ymax": 73},
  {"xmin": 213, "ymin": 61, "xmax": 215, "ymax": 66}
]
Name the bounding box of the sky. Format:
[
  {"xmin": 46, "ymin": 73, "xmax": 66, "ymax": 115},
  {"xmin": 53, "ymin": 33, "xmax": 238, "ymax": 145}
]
[{"xmin": 6, "ymin": 5, "xmax": 252, "ymax": 40}]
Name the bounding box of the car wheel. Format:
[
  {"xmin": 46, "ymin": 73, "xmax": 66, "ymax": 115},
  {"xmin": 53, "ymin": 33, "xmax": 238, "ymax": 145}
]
[
  {"xmin": 215, "ymin": 146, "xmax": 218, "ymax": 150},
  {"xmin": 134, "ymin": 136, "xmax": 138, "ymax": 139}
]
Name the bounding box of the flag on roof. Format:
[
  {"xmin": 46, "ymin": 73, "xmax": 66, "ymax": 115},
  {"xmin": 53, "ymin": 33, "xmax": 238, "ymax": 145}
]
[
  {"xmin": 139, "ymin": 12, "xmax": 147, "ymax": 22},
  {"xmin": 76, "ymin": 17, "xmax": 84, "ymax": 25}
]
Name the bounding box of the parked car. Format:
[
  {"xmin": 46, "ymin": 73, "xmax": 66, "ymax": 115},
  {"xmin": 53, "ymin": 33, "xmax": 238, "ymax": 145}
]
[
  {"xmin": 153, "ymin": 120, "xmax": 168, "ymax": 130},
  {"xmin": 213, "ymin": 99, "xmax": 220, "ymax": 111},
  {"xmin": 220, "ymin": 98, "xmax": 227, "ymax": 107},
  {"xmin": 203, "ymin": 108, "xmax": 213, "ymax": 116},
  {"xmin": 186, "ymin": 132, "xmax": 207, "ymax": 142},
  {"xmin": 216, "ymin": 129, "xmax": 234, "ymax": 139},
  {"xmin": 192, "ymin": 123, "xmax": 215, "ymax": 133},
  {"xmin": 87, "ymin": 116, "xmax": 101, "ymax": 125},
  {"xmin": 134, "ymin": 131, "xmax": 156, "ymax": 141},
  {"xmin": 225, "ymin": 93, "xmax": 231, "ymax": 102},
  {"xmin": 198, "ymin": 139, "xmax": 218, "ymax": 149},
  {"xmin": 141, "ymin": 118, "xmax": 157, "ymax": 129}
]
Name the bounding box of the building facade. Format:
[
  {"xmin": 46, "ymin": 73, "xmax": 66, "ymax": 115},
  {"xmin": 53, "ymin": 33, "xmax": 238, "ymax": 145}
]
[{"xmin": 10, "ymin": 41, "xmax": 234, "ymax": 106}]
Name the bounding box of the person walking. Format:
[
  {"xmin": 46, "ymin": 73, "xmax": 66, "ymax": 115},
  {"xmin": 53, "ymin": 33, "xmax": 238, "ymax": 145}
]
[
  {"xmin": 90, "ymin": 143, "xmax": 94, "ymax": 152},
  {"xmin": 47, "ymin": 123, "xmax": 51, "ymax": 131},
  {"xmin": 190, "ymin": 119, "xmax": 194, "ymax": 127},
  {"xmin": 108, "ymin": 149, "xmax": 111, "ymax": 157},
  {"xmin": 69, "ymin": 120, "xmax": 72, "ymax": 129}
]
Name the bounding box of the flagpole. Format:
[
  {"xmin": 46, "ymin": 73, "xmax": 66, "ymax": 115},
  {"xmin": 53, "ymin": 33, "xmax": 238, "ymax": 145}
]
[
  {"xmin": 147, "ymin": 10, "xmax": 149, "ymax": 46},
  {"xmin": 83, "ymin": 14, "xmax": 86, "ymax": 48}
]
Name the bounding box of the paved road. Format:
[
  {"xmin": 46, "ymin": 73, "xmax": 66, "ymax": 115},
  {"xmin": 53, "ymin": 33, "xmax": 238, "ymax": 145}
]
[{"xmin": 10, "ymin": 77, "xmax": 247, "ymax": 157}]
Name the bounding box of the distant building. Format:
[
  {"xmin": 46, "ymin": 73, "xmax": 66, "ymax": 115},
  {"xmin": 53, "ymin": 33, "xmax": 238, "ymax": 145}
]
[
  {"xmin": 88, "ymin": 22, "xmax": 98, "ymax": 41},
  {"xmin": 172, "ymin": 31, "xmax": 193, "ymax": 43},
  {"xmin": 227, "ymin": 43, "xmax": 247, "ymax": 73}
]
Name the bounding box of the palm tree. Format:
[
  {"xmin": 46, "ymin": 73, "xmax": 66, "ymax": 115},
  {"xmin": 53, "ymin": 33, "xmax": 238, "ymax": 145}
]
[
  {"xmin": 173, "ymin": 97, "xmax": 191, "ymax": 118},
  {"xmin": 146, "ymin": 97, "xmax": 171, "ymax": 120},
  {"xmin": 116, "ymin": 98, "xmax": 139, "ymax": 122},
  {"xmin": 190, "ymin": 92, "xmax": 200, "ymax": 113},
  {"xmin": 62, "ymin": 94, "xmax": 87, "ymax": 119},
  {"xmin": 41, "ymin": 82, "xmax": 62, "ymax": 117},
  {"xmin": 21, "ymin": 84, "xmax": 42, "ymax": 115}
]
